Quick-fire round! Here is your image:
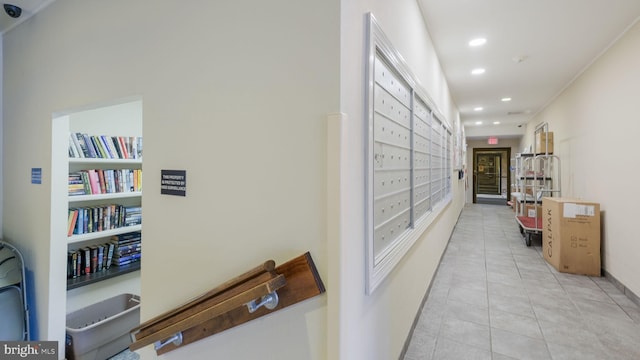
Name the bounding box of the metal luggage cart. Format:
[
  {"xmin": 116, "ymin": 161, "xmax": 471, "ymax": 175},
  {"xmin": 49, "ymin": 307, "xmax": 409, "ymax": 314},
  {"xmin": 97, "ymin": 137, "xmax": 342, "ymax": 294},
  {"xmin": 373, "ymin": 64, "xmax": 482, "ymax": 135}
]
[
  {"xmin": 0, "ymin": 240, "xmax": 30, "ymax": 341},
  {"xmin": 515, "ymin": 204, "xmax": 543, "ymax": 246},
  {"xmin": 514, "ymin": 123, "xmax": 561, "ymax": 246},
  {"xmin": 515, "ymin": 154, "xmax": 561, "ymax": 246}
]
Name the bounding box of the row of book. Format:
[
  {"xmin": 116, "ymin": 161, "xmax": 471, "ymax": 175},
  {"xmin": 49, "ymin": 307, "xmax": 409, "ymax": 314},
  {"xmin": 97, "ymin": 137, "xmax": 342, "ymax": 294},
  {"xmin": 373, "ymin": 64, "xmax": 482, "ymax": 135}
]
[
  {"xmin": 69, "ymin": 169, "xmax": 142, "ymax": 196},
  {"xmin": 68, "ymin": 205, "xmax": 141, "ymax": 236},
  {"xmin": 67, "ymin": 232, "xmax": 142, "ymax": 279},
  {"xmin": 69, "ymin": 132, "xmax": 143, "ymax": 160}
]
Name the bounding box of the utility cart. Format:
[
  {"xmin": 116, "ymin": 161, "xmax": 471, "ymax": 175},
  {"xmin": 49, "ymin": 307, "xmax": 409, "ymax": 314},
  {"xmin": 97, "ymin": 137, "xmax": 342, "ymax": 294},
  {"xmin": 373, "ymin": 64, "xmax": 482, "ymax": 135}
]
[{"xmin": 514, "ymin": 123, "xmax": 561, "ymax": 246}]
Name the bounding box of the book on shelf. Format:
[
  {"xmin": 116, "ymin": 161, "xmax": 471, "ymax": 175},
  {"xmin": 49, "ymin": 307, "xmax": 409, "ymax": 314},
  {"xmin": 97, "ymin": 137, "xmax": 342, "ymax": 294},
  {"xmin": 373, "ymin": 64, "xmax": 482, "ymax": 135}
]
[
  {"xmin": 86, "ymin": 208, "xmax": 94, "ymax": 233},
  {"xmin": 90, "ymin": 246, "xmax": 99, "ymax": 273},
  {"xmin": 99, "ymin": 135, "xmax": 116, "ymax": 159},
  {"xmin": 106, "ymin": 242, "xmax": 115, "ymax": 269},
  {"xmin": 81, "ymin": 133, "xmax": 96, "ymax": 158},
  {"xmin": 124, "ymin": 206, "xmax": 142, "ymax": 223},
  {"xmin": 75, "ymin": 133, "xmax": 91, "ymax": 158},
  {"xmin": 68, "ymin": 168, "xmax": 142, "ymax": 196},
  {"xmin": 68, "ymin": 132, "xmax": 143, "ymax": 160},
  {"xmin": 113, "ymin": 252, "xmax": 141, "ymax": 266},
  {"xmin": 97, "ymin": 169, "xmax": 106, "ymax": 194},
  {"xmin": 68, "ymin": 250, "xmax": 78, "ymax": 278},
  {"xmin": 75, "ymin": 250, "xmax": 82, "ymax": 277},
  {"xmin": 67, "ymin": 209, "xmax": 79, "ymax": 236},
  {"xmin": 68, "ymin": 204, "xmax": 141, "ymax": 236},
  {"xmin": 68, "ymin": 173, "xmax": 85, "ymax": 195},
  {"xmin": 66, "ymin": 236, "xmax": 141, "ymax": 278},
  {"xmin": 117, "ymin": 137, "xmax": 129, "ymax": 159},
  {"xmin": 110, "ymin": 136, "xmax": 123, "ymax": 159},
  {"xmin": 114, "ymin": 243, "xmax": 141, "ymax": 255},
  {"xmin": 69, "ymin": 134, "xmax": 82, "ymax": 158},
  {"xmin": 83, "ymin": 208, "xmax": 89, "ymax": 233},
  {"xmin": 97, "ymin": 245, "xmax": 105, "ymax": 272},
  {"xmin": 135, "ymin": 137, "xmax": 143, "ymax": 159},
  {"xmin": 112, "ymin": 248, "xmax": 140, "ymax": 258},
  {"xmin": 111, "ymin": 231, "xmax": 142, "ymax": 267},
  {"xmin": 75, "ymin": 209, "xmax": 83, "ymax": 235},
  {"xmin": 81, "ymin": 172, "xmax": 92, "ymax": 194},
  {"xmin": 104, "ymin": 170, "xmax": 113, "ymax": 193},
  {"xmin": 68, "ymin": 184, "xmax": 85, "ymax": 196},
  {"xmin": 111, "ymin": 231, "xmax": 142, "ymax": 244},
  {"xmin": 82, "ymin": 247, "xmax": 91, "ymax": 275},
  {"xmin": 89, "ymin": 136, "xmax": 106, "ymax": 159},
  {"xmin": 87, "ymin": 169, "xmax": 101, "ymax": 194}
]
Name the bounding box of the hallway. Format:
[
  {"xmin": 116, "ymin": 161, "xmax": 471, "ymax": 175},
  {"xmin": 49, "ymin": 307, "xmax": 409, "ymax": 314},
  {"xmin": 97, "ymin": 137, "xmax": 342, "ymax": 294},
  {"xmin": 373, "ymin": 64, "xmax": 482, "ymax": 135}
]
[{"xmin": 404, "ymin": 204, "xmax": 640, "ymax": 359}]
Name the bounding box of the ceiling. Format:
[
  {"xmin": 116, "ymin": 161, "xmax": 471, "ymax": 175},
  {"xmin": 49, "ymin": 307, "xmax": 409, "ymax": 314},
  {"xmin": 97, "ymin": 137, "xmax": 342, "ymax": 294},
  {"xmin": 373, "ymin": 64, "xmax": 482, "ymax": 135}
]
[
  {"xmin": 2, "ymin": 1, "xmax": 640, "ymax": 142},
  {"xmin": 417, "ymin": 0, "xmax": 640, "ymax": 140},
  {"xmin": 0, "ymin": 0, "xmax": 53, "ymax": 34}
]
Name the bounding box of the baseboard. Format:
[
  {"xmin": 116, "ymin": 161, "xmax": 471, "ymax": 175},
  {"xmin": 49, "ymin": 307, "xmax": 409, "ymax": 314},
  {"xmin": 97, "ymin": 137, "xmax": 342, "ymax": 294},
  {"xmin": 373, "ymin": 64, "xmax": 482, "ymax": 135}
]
[{"xmin": 603, "ymin": 269, "xmax": 640, "ymax": 308}]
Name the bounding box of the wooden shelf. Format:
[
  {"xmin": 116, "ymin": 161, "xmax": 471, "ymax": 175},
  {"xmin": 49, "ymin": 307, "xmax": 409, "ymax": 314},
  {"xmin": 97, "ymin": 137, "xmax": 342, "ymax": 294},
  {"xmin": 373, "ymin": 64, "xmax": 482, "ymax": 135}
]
[
  {"xmin": 68, "ymin": 225, "xmax": 142, "ymax": 245},
  {"xmin": 69, "ymin": 157, "xmax": 142, "ymax": 165},
  {"xmin": 68, "ymin": 191, "xmax": 142, "ymax": 203},
  {"xmin": 67, "ymin": 262, "xmax": 140, "ymax": 290}
]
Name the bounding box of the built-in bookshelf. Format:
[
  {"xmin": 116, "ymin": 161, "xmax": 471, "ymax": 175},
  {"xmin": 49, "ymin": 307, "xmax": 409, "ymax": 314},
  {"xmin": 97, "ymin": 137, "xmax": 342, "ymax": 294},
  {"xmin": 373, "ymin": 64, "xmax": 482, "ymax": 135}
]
[
  {"xmin": 61, "ymin": 99, "xmax": 144, "ymax": 301},
  {"xmin": 49, "ymin": 100, "xmax": 143, "ymax": 353},
  {"xmin": 67, "ymin": 136, "xmax": 142, "ymax": 290}
]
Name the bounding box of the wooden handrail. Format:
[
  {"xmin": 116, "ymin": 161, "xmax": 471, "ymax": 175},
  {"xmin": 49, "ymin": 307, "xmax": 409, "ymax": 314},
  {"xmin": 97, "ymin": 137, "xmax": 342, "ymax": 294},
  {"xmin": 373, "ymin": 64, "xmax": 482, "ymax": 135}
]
[
  {"xmin": 129, "ymin": 252, "xmax": 325, "ymax": 355},
  {"xmin": 130, "ymin": 260, "xmax": 276, "ymax": 342}
]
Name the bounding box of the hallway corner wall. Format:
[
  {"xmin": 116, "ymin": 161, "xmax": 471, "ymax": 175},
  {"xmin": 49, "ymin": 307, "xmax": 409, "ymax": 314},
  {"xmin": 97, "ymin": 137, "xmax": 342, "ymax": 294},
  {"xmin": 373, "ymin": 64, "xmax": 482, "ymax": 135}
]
[
  {"xmin": 522, "ymin": 20, "xmax": 640, "ymax": 299},
  {"xmin": 3, "ymin": 1, "xmax": 339, "ymax": 359},
  {"xmin": 337, "ymin": 0, "xmax": 464, "ymax": 358}
]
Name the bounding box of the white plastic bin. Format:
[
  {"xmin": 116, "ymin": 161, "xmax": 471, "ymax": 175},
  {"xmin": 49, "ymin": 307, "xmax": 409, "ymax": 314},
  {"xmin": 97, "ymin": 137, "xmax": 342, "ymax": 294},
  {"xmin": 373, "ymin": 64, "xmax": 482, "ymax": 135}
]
[{"xmin": 66, "ymin": 293, "xmax": 140, "ymax": 360}]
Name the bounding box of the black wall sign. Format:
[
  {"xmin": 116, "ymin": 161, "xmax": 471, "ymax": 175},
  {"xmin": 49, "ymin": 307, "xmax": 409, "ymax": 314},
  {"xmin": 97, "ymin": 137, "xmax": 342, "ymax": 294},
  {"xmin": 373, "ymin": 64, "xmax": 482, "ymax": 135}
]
[{"xmin": 161, "ymin": 170, "xmax": 186, "ymax": 196}]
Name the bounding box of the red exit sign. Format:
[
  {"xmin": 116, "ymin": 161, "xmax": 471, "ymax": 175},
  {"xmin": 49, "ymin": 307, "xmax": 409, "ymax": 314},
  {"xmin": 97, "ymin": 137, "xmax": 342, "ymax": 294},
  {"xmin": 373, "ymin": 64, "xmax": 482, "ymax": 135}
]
[{"xmin": 488, "ymin": 137, "xmax": 498, "ymax": 145}]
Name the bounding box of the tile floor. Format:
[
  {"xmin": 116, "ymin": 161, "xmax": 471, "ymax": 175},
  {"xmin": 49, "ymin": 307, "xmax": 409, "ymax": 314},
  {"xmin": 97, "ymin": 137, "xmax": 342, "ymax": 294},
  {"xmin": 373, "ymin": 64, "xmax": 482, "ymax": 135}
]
[
  {"xmin": 404, "ymin": 204, "xmax": 640, "ymax": 360},
  {"xmin": 109, "ymin": 349, "xmax": 139, "ymax": 360}
]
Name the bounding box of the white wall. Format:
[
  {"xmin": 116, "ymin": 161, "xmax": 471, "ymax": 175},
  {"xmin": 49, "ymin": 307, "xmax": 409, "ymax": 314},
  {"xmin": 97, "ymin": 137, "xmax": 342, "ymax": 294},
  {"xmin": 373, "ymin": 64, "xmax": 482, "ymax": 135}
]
[
  {"xmin": 337, "ymin": 0, "xmax": 464, "ymax": 358},
  {"xmin": 0, "ymin": 35, "xmax": 3, "ymax": 235},
  {"xmin": 4, "ymin": 0, "xmax": 465, "ymax": 359},
  {"xmin": 3, "ymin": 1, "xmax": 339, "ymax": 359},
  {"xmin": 521, "ymin": 20, "xmax": 640, "ymax": 297}
]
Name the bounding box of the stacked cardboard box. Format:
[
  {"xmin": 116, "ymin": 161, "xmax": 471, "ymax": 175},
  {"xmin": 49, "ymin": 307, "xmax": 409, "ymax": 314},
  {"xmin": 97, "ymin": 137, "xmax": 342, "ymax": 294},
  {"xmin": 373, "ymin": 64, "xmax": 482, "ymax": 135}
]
[{"xmin": 535, "ymin": 132, "xmax": 554, "ymax": 154}]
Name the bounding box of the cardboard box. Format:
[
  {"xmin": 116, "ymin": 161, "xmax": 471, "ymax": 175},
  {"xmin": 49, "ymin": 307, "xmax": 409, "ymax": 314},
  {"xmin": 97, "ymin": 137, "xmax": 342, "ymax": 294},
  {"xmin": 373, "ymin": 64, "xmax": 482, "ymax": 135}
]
[
  {"xmin": 542, "ymin": 198, "xmax": 601, "ymax": 276},
  {"xmin": 535, "ymin": 132, "xmax": 554, "ymax": 154},
  {"xmin": 525, "ymin": 204, "xmax": 541, "ymax": 218}
]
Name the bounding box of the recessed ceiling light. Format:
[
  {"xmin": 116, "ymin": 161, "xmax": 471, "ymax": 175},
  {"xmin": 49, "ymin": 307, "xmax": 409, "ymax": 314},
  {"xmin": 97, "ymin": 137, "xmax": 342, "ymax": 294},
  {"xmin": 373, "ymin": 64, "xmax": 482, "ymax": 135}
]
[
  {"xmin": 469, "ymin": 38, "xmax": 487, "ymax": 47},
  {"xmin": 493, "ymin": 121, "xmax": 500, "ymax": 125},
  {"xmin": 471, "ymin": 68, "xmax": 486, "ymax": 75},
  {"xmin": 501, "ymin": 97, "xmax": 512, "ymax": 102},
  {"xmin": 475, "ymin": 121, "xmax": 483, "ymax": 125},
  {"xmin": 474, "ymin": 107, "xmax": 483, "ymax": 111}
]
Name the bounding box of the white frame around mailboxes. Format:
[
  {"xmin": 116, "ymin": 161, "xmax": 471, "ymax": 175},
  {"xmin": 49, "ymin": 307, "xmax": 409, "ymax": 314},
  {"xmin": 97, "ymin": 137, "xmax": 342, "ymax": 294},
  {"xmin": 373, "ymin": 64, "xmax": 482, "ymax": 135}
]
[{"xmin": 365, "ymin": 13, "xmax": 453, "ymax": 294}]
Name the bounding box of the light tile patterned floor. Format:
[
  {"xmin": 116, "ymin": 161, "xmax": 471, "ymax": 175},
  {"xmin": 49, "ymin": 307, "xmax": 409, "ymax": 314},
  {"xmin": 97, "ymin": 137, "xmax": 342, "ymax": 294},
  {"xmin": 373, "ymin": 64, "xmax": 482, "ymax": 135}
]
[
  {"xmin": 404, "ymin": 204, "xmax": 640, "ymax": 360},
  {"xmin": 108, "ymin": 349, "xmax": 139, "ymax": 360}
]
